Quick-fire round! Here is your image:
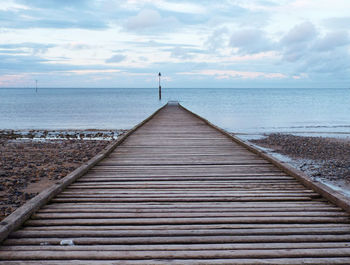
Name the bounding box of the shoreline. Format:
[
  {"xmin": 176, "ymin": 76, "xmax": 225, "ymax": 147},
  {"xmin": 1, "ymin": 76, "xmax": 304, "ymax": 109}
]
[
  {"xmin": 0, "ymin": 129, "xmax": 128, "ymax": 141},
  {"xmin": 248, "ymin": 133, "xmax": 350, "ymax": 197},
  {"xmin": 0, "ymin": 131, "xmax": 127, "ymax": 221}
]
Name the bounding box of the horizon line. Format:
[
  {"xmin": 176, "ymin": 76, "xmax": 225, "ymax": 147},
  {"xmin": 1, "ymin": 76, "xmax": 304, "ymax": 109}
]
[{"xmin": 0, "ymin": 87, "xmax": 348, "ymax": 89}]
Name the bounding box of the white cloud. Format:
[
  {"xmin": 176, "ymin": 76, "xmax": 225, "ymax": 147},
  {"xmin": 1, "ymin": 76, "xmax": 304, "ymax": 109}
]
[
  {"xmin": 205, "ymin": 27, "xmax": 228, "ymax": 51},
  {"xmin": 0, "ymin": 0, "xmax": 29, "ymax": 11},
  {"xmin": 0, "ymin": 0, "xmax": 350, "ymax": 88},
  {"xmin": 154, "ymin": 0, "xmax": 206, "ymax": 14},
  {"xmin": 231, "ymin": 0, "xmax": 281, "ymax": 12},
  {"xmin": 65, "ymin": 69, "xmax": 122, "ymax": 75},
  {"xmin": 124, "ymin": 9, "xmax": 178, "ymax": 31},
  {"xmin": 315, "ymin": 30, "xmax": 349, "ymax": 51},
  {"xmin": 125, "ymin": 9, "xmax": 161, "ymax": 30},
  {"xmin": 0, "ymin": 73, "xmax": 31, "ymax": 87},
  {"xmin": 324, "ymin": 17, "xmax": 350, "ymax": 29},
  {"xmin": 178, "ymin": 69, "xmax": 287, "ymax": 79},
  {"xmin": 292, "ymin": 73, "xmax": 308, "ymax": 79},
  {"xmin": 123, "ymin": 0, "xmax": 206, "ymax": 14},
  {"xmin": 170, "ymin": 46, "xmax": 194, "ymax": 60},
  {"xmin": 278, "ymin": 23, "xmax": 350, "ymax": 76},
  {"xmin": 106, "ymin": 54, "xmax": 127, "ymax": 63},
  {"xmin": 230, "ymin": 28, "xmax": 274, "ymax": 54},
  {"xmin": 63, "ymin": 42, "xmax": 91, "ymax": 50},
  {"xmin": 280, "ymin": 21, "xmax": 317, "ymax": 44}
]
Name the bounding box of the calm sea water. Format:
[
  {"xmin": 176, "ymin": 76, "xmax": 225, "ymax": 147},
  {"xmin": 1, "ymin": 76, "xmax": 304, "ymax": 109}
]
[{"xmin": 1, "ymin": 87, "xmax": 350, "ymax": 136}]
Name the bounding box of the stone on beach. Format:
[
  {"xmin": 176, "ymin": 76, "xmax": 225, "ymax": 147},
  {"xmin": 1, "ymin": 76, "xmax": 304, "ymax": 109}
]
[
  {"xmin": 0, "ymin": 137, "xmax": 112, "ymax": 220},
  {"xmin": 251, "ymin": 133, "xmax": 350, "ymax": 184}
]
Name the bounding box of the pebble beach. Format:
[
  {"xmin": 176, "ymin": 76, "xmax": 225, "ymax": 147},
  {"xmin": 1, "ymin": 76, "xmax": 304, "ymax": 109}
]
[
  {"xmin": 0, "ymin": 130, "xmax": 128, "ymax": 221},
  {"xmin": 250, "ymin": 134, "xmax": 350, "ymax": 194}
]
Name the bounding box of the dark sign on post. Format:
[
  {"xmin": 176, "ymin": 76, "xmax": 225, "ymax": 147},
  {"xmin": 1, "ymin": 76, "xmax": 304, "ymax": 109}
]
[{"xmin": 158, "ymin": 72, "xmax": 161, "ymax": 100}]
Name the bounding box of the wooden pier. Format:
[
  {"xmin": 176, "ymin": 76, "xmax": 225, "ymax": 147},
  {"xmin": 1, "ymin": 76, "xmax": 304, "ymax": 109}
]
[{"xmin": 1, "ymin": 102, "xmax": 350, "ymax": 264}]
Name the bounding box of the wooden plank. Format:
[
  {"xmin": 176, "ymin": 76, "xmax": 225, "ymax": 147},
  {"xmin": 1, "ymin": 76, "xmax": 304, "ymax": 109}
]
[
  {"xmin": 0, "ymin": 103, "xmax": 168, "ymax": 243},
  {"xmin": 67, "ymin": 184, "xmax": 304, "ymax": 188},
  {"xmin": 49, "ymin": 196, "xmax": 316, "ymax": 203},
  {"xmin": 71, "ymin": 179, "xmax": 299, "ymax": 184},
  {"xmin": 36, "ymin": 207, "xmax": 342, "ymax": 213},
  {"xmin": 10, "ymin": 227, "xmax": 350, "ymax": 238},
  {"xmin": 79, "ymin": 172, "xmax": 290, "ymax": 176},
  {"xmin": 24, "ymin": 216, "xmax": 350, "ymax": 226},
  {"xmin": 1, "ymin": 102, "xmax": 350, "ymax": 264},
  {"xmin": 180, "ymin": 104, "xmax": 350, "ymax": 214},
  {"xmin": 43, "ymin": 201, "xmax": 335, "ymax": 208},
  {"xmin": 2, "ymin": 258, "xmax": 350, "ymax": 265},
  {"xmin": 5, "ymin": 234, "xmax": 350, "ymax": 245},
  {"xmin": 3, "ymin": 248, "xmax": 350, "ymax": 260},
  {"xmin": 31, "ymin": 211, "xmax": 345, "ymax": 220},
  {"xmin": 2, "ymin": 242, "xmax": 350, "ymax": 251},
  {"xmin": 56, "ymin": 191, "xmax": 319, "ymax": 196}
]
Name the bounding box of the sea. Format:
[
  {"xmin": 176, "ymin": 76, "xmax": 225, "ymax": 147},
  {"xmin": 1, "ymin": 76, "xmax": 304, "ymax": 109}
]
[{"xmin": 1, "ymin": 87, "xmax": 350, "ymax": 138}]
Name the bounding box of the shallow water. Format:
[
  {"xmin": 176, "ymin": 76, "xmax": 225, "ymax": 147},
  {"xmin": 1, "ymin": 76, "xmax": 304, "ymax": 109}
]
[{"xmin": 1, "ymin": 87, "xmax": 350, "ymax": 136}]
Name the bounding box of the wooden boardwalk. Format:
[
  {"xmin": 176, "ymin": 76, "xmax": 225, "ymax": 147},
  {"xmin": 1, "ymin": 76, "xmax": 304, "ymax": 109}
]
[{"xmin": 1, "ymin": 102, "xmax": 350, "ymax": 264}]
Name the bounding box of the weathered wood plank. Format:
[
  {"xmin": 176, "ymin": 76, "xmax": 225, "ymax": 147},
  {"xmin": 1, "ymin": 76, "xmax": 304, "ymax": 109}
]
[
  {"xmin": 31, "ymin": 211, "xmax": 345, "ymax": 220},
  {"xmin": 1, "ymin": 102, "xmax": 350, "ymax": 264},
  {"xmin": 43, "ymin": 201, "xmax": 334, "ymax": 208},
  {"xmin": 49, "ymin": 196, "xmax": 316, "ymax": 203},
  {"xmin": 3, "ymin": 248, "xmax": 350, "ymax": 260},
  {"xmin": 10, "ymin": 227, "xmax": 350, "ymax": 239},
  {"xmin": 5, "ymin": 234, "xmax": 350, "ymax": 245},
  {"xmin": 36, "ymin": 207, "xmax": 342, "ymax": 213},
  {"xmin": 20, "ymin": 223, "xmax": 350, "ymax": 232},
  {"xmin": 2, "ymin": 242, "xmax": 350, "ymax": 251},
  {"xmin": 2, "ymin": 258, "xmax": 350, "ymax": 265},
  {"xmin": 24, "ymin": 216, "xmax": 350, "ymax": 226}
]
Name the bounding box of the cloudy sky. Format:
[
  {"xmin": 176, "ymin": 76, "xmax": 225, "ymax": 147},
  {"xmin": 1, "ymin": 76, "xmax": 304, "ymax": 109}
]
[{"xmin": 1, "ymin": 0, "xmax": 350, "ymax": 88}]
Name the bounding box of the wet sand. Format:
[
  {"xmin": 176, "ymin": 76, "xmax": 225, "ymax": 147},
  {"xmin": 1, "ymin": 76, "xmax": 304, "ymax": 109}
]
[
  {"xmin": 251, "ymin": 134, "xmax": 350, "ymax": 194},
  {"xmin": 0, "ymin": 130, "xmax": 123, "ymax": 221}
]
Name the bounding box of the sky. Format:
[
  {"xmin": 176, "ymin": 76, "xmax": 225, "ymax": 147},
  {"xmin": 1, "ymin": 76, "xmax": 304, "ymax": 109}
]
[{"xmin": 0, "ymin": 0, "xmax": 349, "ymax": 88}]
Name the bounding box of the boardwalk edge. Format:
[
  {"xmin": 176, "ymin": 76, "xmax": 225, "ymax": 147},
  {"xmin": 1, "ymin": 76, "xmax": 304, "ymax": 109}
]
[
  {"xmin": 179, "ymin": 104, "xmax": 350, "ymax": 214},
  {"xmin": 0, "ymin": 103, "xmax": 167, "ymax": 243}
]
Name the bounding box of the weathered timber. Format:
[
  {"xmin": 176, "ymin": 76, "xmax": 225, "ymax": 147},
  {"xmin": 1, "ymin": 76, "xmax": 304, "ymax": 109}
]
[
  {"xmin": 180, "ymin": 104, "xmax": 350, "ymax": 213},
  {"xmin": 1, "ymin": 101, "xmax": 350, "ymax": 264},
  {"xmin": 1, "ymin": 258, "xmax": 350, "ymax": 265},
  {"xmin": 0, "ymin": 103, "xmax": 168, "ymax": 243}
]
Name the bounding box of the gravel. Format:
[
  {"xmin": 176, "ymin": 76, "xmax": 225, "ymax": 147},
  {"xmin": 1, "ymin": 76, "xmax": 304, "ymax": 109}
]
[
  {"xmin": 0, "ymin": 138, "xmax": 112, "ymax": 220},
  {"xmin": 251, "ymin": 133, "xmax": 350, "ymax": 183}
]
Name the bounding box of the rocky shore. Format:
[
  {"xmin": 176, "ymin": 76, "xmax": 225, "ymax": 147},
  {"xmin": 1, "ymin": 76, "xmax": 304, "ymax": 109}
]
[
  {"xmin": 0, "ymin": 129, "xmax": 127, "ymax": 140},
  {"xmin": 0, "ymin": 130, "xmax": 127, "ymax": 221},
  {"xmin": 250, "ymin": 134, "xmax": 350, "ymax": 192}
]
